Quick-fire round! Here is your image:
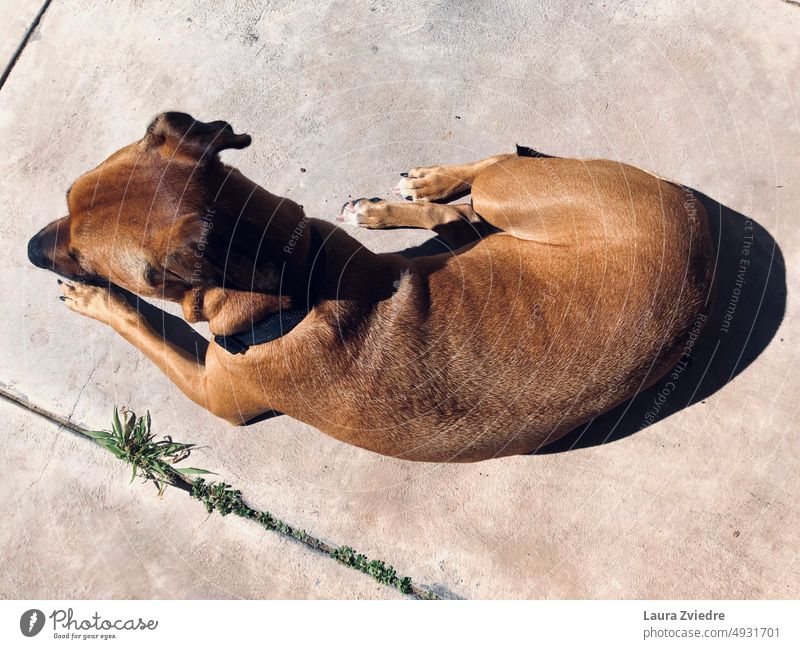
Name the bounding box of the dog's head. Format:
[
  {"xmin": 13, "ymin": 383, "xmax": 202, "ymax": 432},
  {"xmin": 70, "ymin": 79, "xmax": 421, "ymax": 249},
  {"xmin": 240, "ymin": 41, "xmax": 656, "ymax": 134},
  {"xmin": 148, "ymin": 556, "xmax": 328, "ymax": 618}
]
[{"xmin": 25, "ymin": 112, "xmax": 284, "ymax": 310}]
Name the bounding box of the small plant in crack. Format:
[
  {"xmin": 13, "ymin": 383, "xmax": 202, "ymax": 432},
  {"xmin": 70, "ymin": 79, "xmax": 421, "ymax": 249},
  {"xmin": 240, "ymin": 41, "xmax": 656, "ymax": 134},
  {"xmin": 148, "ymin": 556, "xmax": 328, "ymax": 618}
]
[
  {"xmin": 189, "ymin": 482, "xmax": 417, "ymax": 595},
  {"xmin": 85, "ymin": 407, "xmax": 214, "ymax": 495},
  {"xmin": 84, "ymin": 406, "xmax": 437, "ymax": 599},
  {"xmin": 191, "ymin": 479, "xmax": 249, "ymax": 517},
  {"xmin": 331, "ymin": 546, "xmax": 413, "ymax": 594}
]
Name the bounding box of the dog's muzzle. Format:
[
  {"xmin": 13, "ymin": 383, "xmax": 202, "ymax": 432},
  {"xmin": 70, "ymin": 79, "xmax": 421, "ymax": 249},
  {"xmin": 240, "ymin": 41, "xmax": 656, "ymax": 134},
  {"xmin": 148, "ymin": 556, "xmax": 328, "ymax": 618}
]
[{"xmin": 27, "ymin": 231, "xmax": 52, "ymax": 269}]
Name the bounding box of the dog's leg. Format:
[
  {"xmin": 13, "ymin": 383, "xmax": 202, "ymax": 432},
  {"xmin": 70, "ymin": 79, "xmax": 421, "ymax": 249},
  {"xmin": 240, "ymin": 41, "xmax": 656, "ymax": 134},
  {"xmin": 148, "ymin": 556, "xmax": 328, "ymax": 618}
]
[
  {"xmin": 393, "ymin": 154, "xmax": 513, "ymax": 202},
  {"xmin": 338, "ymin": 199, "xmax": 488, "ymax": 249},
  {"xmin": 393, "ymin": 146, "xmax": 553, "ymax": 202},
  {"xmin": 58, "ymin": 281, "xmax": 212, "ymax": 414},
  {"xmin": 338, "ymin": 198, "xmax": 479, "ymax": 230}
]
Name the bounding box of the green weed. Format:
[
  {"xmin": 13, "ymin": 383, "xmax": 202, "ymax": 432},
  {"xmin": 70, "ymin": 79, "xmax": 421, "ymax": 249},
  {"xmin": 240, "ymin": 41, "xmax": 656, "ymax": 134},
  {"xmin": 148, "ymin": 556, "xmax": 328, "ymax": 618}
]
[
  {"xmin": 85, "ymin": 407, "xmax": 214, "ymax": 495},
  {"xmin": 89, "ymin": 407, "xmax": 437, "ymax": 599}
]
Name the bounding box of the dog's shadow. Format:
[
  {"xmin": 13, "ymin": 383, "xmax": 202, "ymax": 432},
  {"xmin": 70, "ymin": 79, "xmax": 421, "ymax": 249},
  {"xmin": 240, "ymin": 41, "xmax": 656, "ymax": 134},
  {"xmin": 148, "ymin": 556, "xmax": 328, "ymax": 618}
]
[{"xmin": 402, "ymin": 190, "xmax": 786, "ymax": 453}]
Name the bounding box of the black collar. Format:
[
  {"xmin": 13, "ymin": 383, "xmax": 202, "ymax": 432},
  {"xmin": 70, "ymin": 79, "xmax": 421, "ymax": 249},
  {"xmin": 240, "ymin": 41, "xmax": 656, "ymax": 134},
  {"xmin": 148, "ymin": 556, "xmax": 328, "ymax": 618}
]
[{"xmin": 214, "ymin": 225, "xmax": 326, "ymax": 355}]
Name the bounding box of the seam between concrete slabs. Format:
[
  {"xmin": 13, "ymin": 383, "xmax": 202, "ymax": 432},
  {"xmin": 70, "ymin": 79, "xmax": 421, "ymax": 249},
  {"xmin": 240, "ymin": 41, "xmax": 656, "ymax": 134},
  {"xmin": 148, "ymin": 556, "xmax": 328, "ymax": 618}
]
[
  {"xmin": 0, "ymin": 0, "xmax": 54, "ymax": 91},
  {"xmin": 0, "ymin": 384, "xmax": 444, "ymax": 599}
]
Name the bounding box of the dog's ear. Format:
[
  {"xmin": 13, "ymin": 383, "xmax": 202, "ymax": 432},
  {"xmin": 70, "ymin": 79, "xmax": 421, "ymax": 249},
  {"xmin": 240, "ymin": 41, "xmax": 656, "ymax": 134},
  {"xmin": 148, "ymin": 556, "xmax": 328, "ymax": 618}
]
[
  {"xmin": 140, "ymin": 218, "xmax": 202, "ymax": 299},
  {"xmin": 156, "ymin": 213, "xmax": 282, "ymax": 295},
  {"xmin": 146, "ymin": 112, "xmax": 251, "ymax": 160}
]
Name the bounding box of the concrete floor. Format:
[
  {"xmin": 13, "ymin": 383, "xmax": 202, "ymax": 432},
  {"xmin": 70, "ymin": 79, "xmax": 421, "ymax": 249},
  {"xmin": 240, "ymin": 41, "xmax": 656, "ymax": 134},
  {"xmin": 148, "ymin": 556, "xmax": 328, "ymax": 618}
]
[
  {"xmin": 0, "ymin": 1, "xmax": 41, "ymax": 69},
  {"xmin": 1, "ymin": 0, "xmax": 798, "ymax": 598},
  {"xmin": 0, "ymin": 402, "xmax": 400, "ymax": 599}
]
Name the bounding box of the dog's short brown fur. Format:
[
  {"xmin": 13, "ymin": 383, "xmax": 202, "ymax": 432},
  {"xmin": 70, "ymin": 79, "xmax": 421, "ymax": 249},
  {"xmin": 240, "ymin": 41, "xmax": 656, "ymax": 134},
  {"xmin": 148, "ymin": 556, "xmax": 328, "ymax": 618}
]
[{"xmin": 28, "ymin": 113, "xmax": 713, "ymax": 462}]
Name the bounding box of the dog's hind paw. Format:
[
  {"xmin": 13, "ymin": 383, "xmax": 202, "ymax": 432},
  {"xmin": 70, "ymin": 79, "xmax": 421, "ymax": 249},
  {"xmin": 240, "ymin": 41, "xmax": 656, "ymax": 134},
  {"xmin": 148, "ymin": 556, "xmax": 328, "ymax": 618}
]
[{"xmin": 393, "ymin": 166, "xmax": 468, "ymax": 202}]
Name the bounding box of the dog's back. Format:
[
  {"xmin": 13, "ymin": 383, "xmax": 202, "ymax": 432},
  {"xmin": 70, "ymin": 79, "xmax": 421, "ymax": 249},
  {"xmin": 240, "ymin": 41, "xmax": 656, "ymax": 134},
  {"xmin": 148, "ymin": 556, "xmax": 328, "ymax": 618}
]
[{"xmin": 320, "ymin": 159, "xmax": 714, "ymax": 461}]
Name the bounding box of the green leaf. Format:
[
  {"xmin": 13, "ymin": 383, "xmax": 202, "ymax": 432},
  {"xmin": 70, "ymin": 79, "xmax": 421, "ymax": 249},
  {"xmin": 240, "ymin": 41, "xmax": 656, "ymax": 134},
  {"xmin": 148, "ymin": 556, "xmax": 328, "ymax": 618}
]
[
  {"xmin": 84, "ymin": 429, "xmax": 114, "ymax": 441},
  {"xmin": 112, "ymin": 407, "xmax": 122, "ymax": 437},
  {"xmin": 133, "ymin": 417, "xmax": 145, "ymax": 442},
  {"xmin": 96, "ymin": 441, "xmax": 126, "ymax": 459},
  {"xmin": 158, "ymin": 442, "xmax": 192, "ymax": 455},
  {"xmin": 175, "ymin": 467, "xmax": 216, "ymax": 475},
  {"xmin": 123, "ymin": 410, "xmax": 136, "ymax": 443},
  {"xmin": 150, "ymin": 464, "xmax": 169, "ymax": 478}
]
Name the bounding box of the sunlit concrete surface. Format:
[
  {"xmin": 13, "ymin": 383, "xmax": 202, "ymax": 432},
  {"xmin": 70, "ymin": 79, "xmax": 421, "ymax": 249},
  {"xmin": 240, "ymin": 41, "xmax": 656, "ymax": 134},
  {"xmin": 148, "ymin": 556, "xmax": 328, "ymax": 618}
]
[
  {"xmin": 0, "ymin": 0, "xmax": 798, "ymax": 598},
  {"xmin": 0, "ymin": 401, "xmax": 401, "ymax": 598}
]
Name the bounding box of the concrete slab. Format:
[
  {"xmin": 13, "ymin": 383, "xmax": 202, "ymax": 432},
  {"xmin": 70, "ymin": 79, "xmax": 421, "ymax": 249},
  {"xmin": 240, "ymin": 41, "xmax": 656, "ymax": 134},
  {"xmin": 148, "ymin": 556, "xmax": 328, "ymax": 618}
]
[
  {"xmin": 0, "ymin": 400, "xmax": 401, "ymax": 598},
  {"xmin": 0, "ymin": 0, "xmax": 43, "ymax": 76},
  {"xmin": 1, "ymin": 0, "xmax": 798, "ymax": 598}
]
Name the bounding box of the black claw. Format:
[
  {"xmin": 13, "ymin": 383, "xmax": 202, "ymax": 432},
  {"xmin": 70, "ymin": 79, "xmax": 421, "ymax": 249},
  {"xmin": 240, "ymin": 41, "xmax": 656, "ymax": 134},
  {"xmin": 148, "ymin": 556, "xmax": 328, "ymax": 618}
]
[
  {"xmin": 400, "ymin": 172, "xmax": 408, "ymax": 177},
  {"xmin": 59, "ymin": 296, "xmax": 66, "ymax": 301},
  {"xmin": 368, "ymin": 197, "xmax": 382, "ymax": 203},
  {"xmin": 405, "ymin": 195, "xmax": 413, "ymax": 201},
  {"xmin": 56, "ymin": 279, "xmax": 62, "ymax": 285}
]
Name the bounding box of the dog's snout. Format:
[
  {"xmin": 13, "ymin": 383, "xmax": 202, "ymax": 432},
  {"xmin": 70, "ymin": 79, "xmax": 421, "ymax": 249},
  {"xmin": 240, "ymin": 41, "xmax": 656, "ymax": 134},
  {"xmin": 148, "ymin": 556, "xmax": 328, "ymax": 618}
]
[
  {"xmin": 27, "ymin": 232, "xmax": 50, "ymax": 268},
  {"xmin": 28, "ymin": 217, "xmax": 69, "ymax": 272},
  {"xmin": 27, "ymin": 218, "xmax": 106, "ymax": 286}
]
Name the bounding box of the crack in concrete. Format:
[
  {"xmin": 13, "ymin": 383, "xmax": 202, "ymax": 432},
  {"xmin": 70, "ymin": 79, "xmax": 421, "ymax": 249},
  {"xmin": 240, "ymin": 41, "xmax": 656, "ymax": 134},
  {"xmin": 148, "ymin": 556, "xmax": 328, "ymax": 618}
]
[
  {"xmin": 18, "ymin": 433, "xmax": 58, "ymax": 497},
  {"xmin": 0, "ymin": 384, "xmax": 447, "ymax": 599},
  {"xmin": 67, "ymin": 350, "xmax": 107, "ymax": 420},
  {"xmin": 0, "ymin": 0, "xmax": 54, "ymax": 91}
]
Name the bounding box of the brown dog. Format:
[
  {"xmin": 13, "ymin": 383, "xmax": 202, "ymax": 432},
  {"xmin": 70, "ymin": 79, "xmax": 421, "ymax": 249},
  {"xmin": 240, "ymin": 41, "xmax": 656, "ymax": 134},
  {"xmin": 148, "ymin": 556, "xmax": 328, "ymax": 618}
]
[{"xmin": 27, "ymin": 113, "xmax": 713, "ymax": 462}]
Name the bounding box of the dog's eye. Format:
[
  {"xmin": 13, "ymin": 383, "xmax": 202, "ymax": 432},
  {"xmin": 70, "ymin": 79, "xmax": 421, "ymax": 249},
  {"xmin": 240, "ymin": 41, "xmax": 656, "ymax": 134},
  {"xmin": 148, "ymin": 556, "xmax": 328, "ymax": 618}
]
[
  {"xmin": 144, "ymin": 264, "xmax": 158, "ymax": 286},
  {"xmin": 67, "ymin": 248, "xmax": 80, "ymax": 262}
]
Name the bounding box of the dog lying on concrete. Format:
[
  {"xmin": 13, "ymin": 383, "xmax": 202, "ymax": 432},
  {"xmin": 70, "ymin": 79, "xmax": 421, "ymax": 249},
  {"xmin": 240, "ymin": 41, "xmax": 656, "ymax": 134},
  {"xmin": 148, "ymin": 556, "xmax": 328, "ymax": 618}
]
[{"xmin": 27, "ymin": 112, "xmax": 713, "ymax": 462}]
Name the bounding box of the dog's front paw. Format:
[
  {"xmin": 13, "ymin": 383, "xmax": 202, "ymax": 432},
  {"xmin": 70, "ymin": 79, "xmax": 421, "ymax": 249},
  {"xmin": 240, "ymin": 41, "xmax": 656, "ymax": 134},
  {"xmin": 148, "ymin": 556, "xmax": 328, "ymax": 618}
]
[
  {"xmin": 394, "ymin": 167, "xmax": 467, "ymax": 202},
  {"xmin": 337, "ymin": 197, "xmax": 390, "ymax": 229},
  {"xmin": 58, "ymin": 281, "xmax": 139, "ymax": 326}
]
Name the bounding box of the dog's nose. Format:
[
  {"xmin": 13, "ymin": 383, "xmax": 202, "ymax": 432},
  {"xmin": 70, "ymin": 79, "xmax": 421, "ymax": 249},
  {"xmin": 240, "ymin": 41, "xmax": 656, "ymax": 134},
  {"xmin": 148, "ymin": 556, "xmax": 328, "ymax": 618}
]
[{"xmin": 27, "ymin": 233, "xmax": 49, "ymax": 268}]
